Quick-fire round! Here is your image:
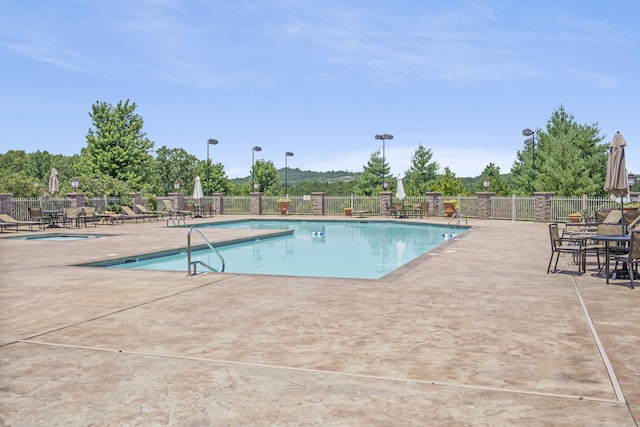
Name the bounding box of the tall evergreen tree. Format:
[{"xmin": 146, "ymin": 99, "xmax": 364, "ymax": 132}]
[
  {"xmin": 433, "ymin": 167, "xmax": 464, "ymax": 196},
  {"xmin": 404, "ymin": 144, "xmax": 439, "ymax": 196},
  {"xmin": 355, "ymin": 150, "xmax": 389, "ymax": 196},
  {"xmin": 478, "ymin": 163, "xmax": 510, "ymax": 195}
]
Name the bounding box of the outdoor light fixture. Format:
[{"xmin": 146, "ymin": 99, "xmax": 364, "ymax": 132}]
[
  {"xmin": 285, "ymin": 151, "xmax": 294, "ymax": 197},
  {"xmin": 482, "ymin": 177, "xmax": 490, "ymax": 189},
  {"xmin": 252, "ymin": 146, "xmax": 262, "ymax": 191},
  {"xmin": 71, "ymin": 177, "xmax": 79, "ymax": 190},
  {"xmin": 206, "ymin": 138, "xmax": 218, "ymax": 196},
  {"xmin": 629, "ymin": 173, "xmax": 637, "ymax": 188},
  {"xmin": 523, "ymin": 128, "xmax": 535, "ymax": 194},
  {"xmin": 375, "ymin": 133, "xmax": 393, "ymax": 190},
  {"xmin": 173, "ymin": 180, "xmax": 180, "ymax": 191}
]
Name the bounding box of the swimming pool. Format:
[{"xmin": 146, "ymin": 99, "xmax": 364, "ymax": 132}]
[{"xmin": 100, "ymin": 220, "xmax": 467, "ymax": 279}]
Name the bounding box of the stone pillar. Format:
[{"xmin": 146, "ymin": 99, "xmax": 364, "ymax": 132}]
[
  {"xmin": 477, "ymin": 192, "xmax": 494, "ymax": 220},
  {"xmin": 312, "ymin": 192, "xmax": 325, "ymax": 215},
  {"xmin": 425, "ymin": 192, "xmax": 441, "ymax": 217},
  {"xmin": 212, "ymin": 193, "xmax": 224, "ymax": 215},
  {"xmin": 380, "ymin": 192, "xmax": 392, "ymax": 216},
  {"xmin": 534, "ymin": 192, "xmax": 554, "ymax": 222},
  {"xmin": 170, "ymin": 192, "xmax": 184, "ymax": 211},
  {"xmin": 130, "ymin": 192, "xmax": 142, "ymax": 207},
  {"xmin": 67, "ymin": 192, "xmax": 85, "ymax": 208},
  {"xmin": 0, "ymin": 193, "xmax": 12, "ymax": 216},
  {"xmin": 250, "ymin": 192, "xmax": 263, "ymax": 215}
]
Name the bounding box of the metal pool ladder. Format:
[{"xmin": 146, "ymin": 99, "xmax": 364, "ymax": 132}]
[{"xmin": 187, "ymin": 226, "xmax": 225, "ymax": 276}]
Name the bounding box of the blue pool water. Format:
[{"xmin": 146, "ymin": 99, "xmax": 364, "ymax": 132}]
[{"xmin": 104, "ymin": 220, "xmax": 467, "ymax": 279}]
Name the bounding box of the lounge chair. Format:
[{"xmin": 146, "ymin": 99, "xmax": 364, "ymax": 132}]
[
  {"xmin": 121, "ymin": 206, "xmax": 157, "ymax": 223},
  {"xmin": 0, "ymin": 213, "xmax": 41, "ymax": 232},
  {"xmin": 82, "ymin": 206, "xmax": 98, "ymax": 227},
  {"xmin": 596, "ymin": 210, "xmax": 622, "ymax": 225},
  {"xmin": 134, "ymin": 204, "xmax": 163, "ymax": 220},
  {"xmin": 162, "ymin": 199, "xmax": 190, "ymax": 218},
  {"xmin": 28, "ymin": 207, "xmax": 47, "ymax": 229}
]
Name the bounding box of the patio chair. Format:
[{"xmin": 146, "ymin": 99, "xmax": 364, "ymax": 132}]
[
  {"xmin": 82, "ymin": 206, "xmax": 98, "ymax": 227},
  {"xmin": 547, "ymin": 223, "xmax": 586, "ymax": 275},
  {"xmin": 162, "ymin": 199, "xmax": 190, "ymax": 218},
  {"xmin": 121, "ymin": 206, "xmax": 156, "ymax": 223},
  {"xmin": 392, "ymin": 203, "xmax": 406, "ymax": 218},
  {"xmin": 0, "ymin": 214, "xmax": 40, "ymax": 232},
  {"xmin": 628, "ymin": 215, "xmax": 640, "ymax": 232},
  {"xmin": 28, "ymin": 207, "xmax": 47, "ymax": 229},
  {"xmin": 202, "ymin": 201, "xmax": 216, "ymax": 217},
  {"xmin": 596, "ymin": 210, "xmax": 622, "ymax": 225},
  {"xmin": 62, "ymin": 207, "xmax": 84, "ymax": 228},
  {"xmin": 606, "ymin": 231, "xmax": 640, "ymax": 289}
]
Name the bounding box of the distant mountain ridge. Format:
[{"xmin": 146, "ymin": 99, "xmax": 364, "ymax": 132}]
[{"xmin": 231, "ymin": 168, "xmax": 362, "ymax": 184}]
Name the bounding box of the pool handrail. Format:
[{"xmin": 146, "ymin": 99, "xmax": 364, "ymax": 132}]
[{"xmin": 187, "ymin": 226, "xmax": 225, "ymax": 275}]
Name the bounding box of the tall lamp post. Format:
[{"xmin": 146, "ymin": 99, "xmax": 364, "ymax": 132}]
[
  {"xmin": 252, "ymin": 146, "xmax": 262, "ymax": 191},
  {"xmin": 206, "ymin": 138, "xmax": 218, "ymax": 196},
  {"xmin": 285, "ymin": 151, "xmax": 294, "ymax": 197},
  {"xmin": 374, "ymin": 133, "xmax": 393, "ymax": 189},
  {"xmin": 522, "ymin": 128, "xmax": 535, "ymax": 194}
]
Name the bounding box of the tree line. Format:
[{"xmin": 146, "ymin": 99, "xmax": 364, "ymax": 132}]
[{"xmin": 0, "ymin": 101, "xmax": 619, "ymax": 200}]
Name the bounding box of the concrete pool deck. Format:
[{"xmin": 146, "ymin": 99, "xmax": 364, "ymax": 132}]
[{"xmin": 1, "ymin": 215, "xmax": 639, "ymax": 425}]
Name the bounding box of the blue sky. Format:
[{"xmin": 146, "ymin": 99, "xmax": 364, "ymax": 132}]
[{"xmin": 1, "ymin": 0, "xmax": 638, "ymax": 179}]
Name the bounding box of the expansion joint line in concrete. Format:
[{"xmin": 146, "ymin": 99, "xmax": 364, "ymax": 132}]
[{"xmin": 0, "ymin": 338, "xmax": 622, "ymax": 405}]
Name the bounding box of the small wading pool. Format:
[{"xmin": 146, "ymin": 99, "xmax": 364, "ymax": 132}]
[
  {"xmin": 11, "ymin": 234, "xmax": 103, "ymax": 241},
  {"xmin": 87, "ymin": 220, "xmax": 468, "ymax": 279}
]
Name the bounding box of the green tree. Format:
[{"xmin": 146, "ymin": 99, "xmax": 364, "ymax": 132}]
[
  {"xmin": 253, "ymin": 159, "xmax": 279, "ymax": 195},
  {"xmin": 82, "ymin": 100, "xmax": 154, "ymax": 190},
  {"xmin": 153, "ymin": 146, "xmax": 198, "ymax": 196},
  {"xmin": 510, "ymin": 106, "xmax": 607, "ymax": 196},
  {"xmin": 404, "ymin": 144, "xmax": 439, "ymax": 196},
  {"xmin": 355, "ymin": 150, "xmax": 389, "ymax": 196},
  {"xmin": 478, "ymin": 163, "xmax": 510, "ymax": 195},
  {"xmin": 433, "ymin": 167, "xmax": 464, "ymax": 196}
]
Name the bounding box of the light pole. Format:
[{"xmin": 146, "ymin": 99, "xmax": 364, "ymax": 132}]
[
  {"xmin": 375, "ymin": 133, "xmax": 393, "ymax": 189},
  {"xmin": 522, "ymin": 128, "xmax": 535, "ymax": 194},
  {"xmin": 206, "ymin": 138, "xmax": 218, "ymax": 196},
  {"xmin": 285, "ymin": 151, "xmax": 294, "ymax": 197},
  {"xmin": 252, "ymin": 146, "xmax": 262, "ymax": 191}
]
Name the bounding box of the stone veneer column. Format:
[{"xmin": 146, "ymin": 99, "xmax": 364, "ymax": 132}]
[
  {"xmin": 130, "ymin": 192, "xmax": 142, "ymax": 207},
  {"xmin": 212, "ymin": 193, "xmax": 224, "ymax": 215},
  {"xmin": 477, "ymin": 192, "xmax": 495, "ymax": 220},
  {"xmin": 67, "ymin": 192, "xmax": 85, "ymax": 208},
  {"xmin": 534, "ymin": 192, "xmax": 554, "ymax": 222},
  {"xmin": 0, "ymin": 193, "xmax": 12, "ymax": 216},
  {"xmin": 380, "ymin": 192, "xmax": 392, "ymax": 216},
  {"xmin": 425, "ymin": 192, "xmax": 441, "ymax": 217},
  {"xmin": 312, "ymin": 192, "xmax": 325, "ymax": 215},
  {"xmin": 170, "ymin": 192, "xmax": 184, "ymax": 211},
  {"xmin": 250, "ymin": 192, "xmax": 263, "ymax": 215}
]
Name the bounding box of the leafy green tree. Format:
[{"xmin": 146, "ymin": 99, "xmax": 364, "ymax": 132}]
[
  {"xmin": 510, "ymin": 106, "xmax": 607, "ymax": 196},
  {"xmin": 253, "ymin": 159, "xmax": 279, "ymax": 195},
  {"xmin": 81, "ymin": 100, "xmax": 154, "ymax": 190},
  {"xmin": 404, "ymin": 144, "xmax": 439, "ymax": 196},
  {"xmin": 355, "ymin": 150, "xmax": 389, "ymax": 196},
  {"xmin": 153, "ymin": 146, "xmax": 198, "ymax": 196},
  {"xmin": 478, "ymin": 163, "xmax": 510, "ymax": 195},
  {"xmin": 433, "ymin": 167, "xmax": 464, "ymax": 196}
]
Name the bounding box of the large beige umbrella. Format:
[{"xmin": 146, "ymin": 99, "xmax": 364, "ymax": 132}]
[
  {"xmin": 192, "ymin": 176, "xmax": 203, "ymax": 217},
  {"xmin": 48, "ymin": 168, "xmax": 59, "ymax": 195},
  {"xmin": 604, "ymin": 132, "xmax": 629, "ymax": 234}
]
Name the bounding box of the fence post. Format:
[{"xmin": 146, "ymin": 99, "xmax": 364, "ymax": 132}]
[
  {"xmin": 312, "ymin": 192, "xmax": 325, "ymax": 215},
  {"xmin": 425, "ymin": 192, "xmax": 441, "ymax": 217},
  {"xmin": 477, "ymin": 192, "xmax": 494, "ymax": 220},
  {"xmin": 0, "ymin": 193, "xmax": 12, "ymax": 215},
  {"xmin": 212, "ymin": 192, "xmax": 224, "ymax": 215},
  {"xmin": 250, "ymin": 192, "xmax": 263, "ymax": 215},
  {"xmin": 534, "ymin": 192, "xmax": 554, "ymax": 222},
  {"xmin": 380, "ymin": 192, "xmax": 392, "ymax": 216}
]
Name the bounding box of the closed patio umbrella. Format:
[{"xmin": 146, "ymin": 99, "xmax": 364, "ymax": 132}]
[
  {"xmin": 48, "ymin": 168, "xmax": 59, "ymax": 210},
  {"xmin": 396, "ymin": 176, "xmax": 406, "ymax": 201},
  {"xmin": 604, "ymin": 131, "xmax": 629, "ymax": 234},
  {"xmin": 193, "ymin": 175, "xmax": 203, "ymax": 216}
]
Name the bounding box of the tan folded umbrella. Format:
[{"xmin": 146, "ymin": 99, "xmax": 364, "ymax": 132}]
[{"xmin": 604, "ymin": 132, "xmax": 629, "ymax": 234}]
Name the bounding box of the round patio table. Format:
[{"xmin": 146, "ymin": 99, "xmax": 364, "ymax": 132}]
[{"xmin": 590, "ymin": 234, "xmax": 632, "ymax": 284}]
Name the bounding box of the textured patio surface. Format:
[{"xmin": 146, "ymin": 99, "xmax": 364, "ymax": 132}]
[{"xmin": 1, "ymin": 215, "xmax": 639, "ymax": 426}]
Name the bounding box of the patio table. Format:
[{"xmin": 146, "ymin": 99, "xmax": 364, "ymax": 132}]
[
  {"xmin": 42, "ymin": 209, "xmax": 63, "ymax": 228},
  {"xmin": 590, "ymin": 234, "xmax": 632, "ymax": 282}
]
